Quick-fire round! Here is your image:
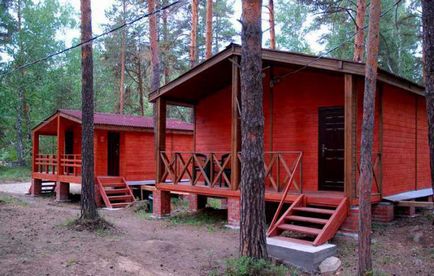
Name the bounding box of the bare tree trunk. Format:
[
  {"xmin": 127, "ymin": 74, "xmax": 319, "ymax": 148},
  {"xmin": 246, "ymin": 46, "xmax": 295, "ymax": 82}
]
[
  {"xmin": 137, "ymin": 55, "xmax": 145, "ymax": 116},
  {"xmin": 190, "ymin": 0, "xmax": 198, "ymax": 67},
  {"xmin": 268, "ymin": 0, "xmax": 275, "ymax": 49},
  {"xmin": 421, "ymin": 0, "xmax": 434, "ymax": 225},
  {"xmin": 205, "ymin": 0, "xmax": 213, "ymax": 59},
  {"xmin": 148, "ymin": 0, "xmax": 160, "ymax": 92},
  {"xmin": 353, "ymin": 0, "xmax": 366, "ymax": 62},
  {"xmin": 80, "ymin": 0, "xmax": 98, "ymax": 221},
  {"xmin": 118, "ymin": 0, "xmax": 127, "ymax": 114},
  {"xmin": 162, "ymin": 0, "xmax": 170, "ymax": 84},
  {"xmin": 239, "ymin": 0, "xmax": 268, "ymax": 259},
  {"xmin": 357, "ymin": 0, "xmax": 381, "ymax": 274},
  {"xmin": 15, "ymin": 0, "xmax": 25, "ymax": 166}
]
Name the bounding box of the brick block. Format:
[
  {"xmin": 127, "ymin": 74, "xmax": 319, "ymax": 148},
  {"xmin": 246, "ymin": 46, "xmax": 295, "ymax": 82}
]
[
  {"xmin": 55, "ymin": 182, "xmax": 70, "ymax": 201},
  {"xmin": 227, "ymin": 197, "xmax": 240, "ymax": 227},
  {"xmin": 372, "ymin": 202, "xmax": 394, "ymax": 223},
  {"xmin": 186, "ymin": 194, "xmax": 207, "ymax": 212},
  {"xmin": 30, "ymin": 179, "xmax": 42, "ymax": 196},
  {"xmin": 340, "ymin": 207, "xmax": 359, "ymax": 233},
  {"xmin": 153, "ymin": 190, "xmax": 171, "ymax": 218}
]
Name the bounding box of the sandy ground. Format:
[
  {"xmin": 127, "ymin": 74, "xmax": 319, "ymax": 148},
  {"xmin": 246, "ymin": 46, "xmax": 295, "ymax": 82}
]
[
  {"xmin": 0, "ymin": 193, "xmax": 239, "ymax": 276},
  {"xmin": 0, "ymin": 185, "xmax": 433, "ymax": 275}
]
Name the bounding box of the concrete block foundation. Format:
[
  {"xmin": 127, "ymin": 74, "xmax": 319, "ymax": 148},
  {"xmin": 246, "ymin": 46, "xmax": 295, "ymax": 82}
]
[{"xmin": 267, "ymin": 237, "xmax": 337, "ymax": 272}]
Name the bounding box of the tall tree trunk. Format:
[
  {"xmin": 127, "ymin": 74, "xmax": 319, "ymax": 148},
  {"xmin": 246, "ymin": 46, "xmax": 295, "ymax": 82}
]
[
  {"xmin": 137, "ymin": 55, "xmax": 145, "ymax": 116},
  {"xmin": 421, "ymin": 0, "xmax": 434, "ymax": 224},
  {"xmin": 190, "ymin": 0, "xmax": 198, "ymax": 67},
  {"xmin": 357, "ymin": 0, "xmax": 381, "ymax": 274},
  {"xmin": 205, "ymin": 0, "xmax": 213, "ymax": 58},
  {"xmin": 239, "ymin": 0, "xmax": 268, "ymax": 259},
  {"xmin": 162, "ymin": 0, "xmax": 170, "ymax": 84},
  {"xmin": 80, "ymin": 0, "xmax": 98, "ymax": 221},
  {"xmin": 353, "ymin": 0, "xmax": 366, "ymax": 62},
  {"xmin": 118, "ymin": 0, "xmax": 127, "ymax": 114},
  {"xmin": 148, "ymin": 0, "xmax": 160, "ymax": 92},
  {"xmin": 268, "ymin": 0, "xmax": 275, "ymax": 49},
  {"xmin": 15, "ymin": 0, "xmax": 25, "ymax": 166}
]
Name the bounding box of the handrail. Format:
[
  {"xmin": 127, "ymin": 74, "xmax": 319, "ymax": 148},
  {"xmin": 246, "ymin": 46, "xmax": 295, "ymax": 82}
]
[
  {"xmin": 266, "ymin": 152, "xmax": 303, "ymax": 235},
  {"xmin": 159, "ymin": 151, "xmax": 303, "ymax": 194}
]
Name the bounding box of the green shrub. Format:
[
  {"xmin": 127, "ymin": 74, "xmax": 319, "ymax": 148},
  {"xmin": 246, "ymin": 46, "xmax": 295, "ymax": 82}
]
[{"xmin": 224, "ymin": 256, "xmax": 290, "ymax": 276}]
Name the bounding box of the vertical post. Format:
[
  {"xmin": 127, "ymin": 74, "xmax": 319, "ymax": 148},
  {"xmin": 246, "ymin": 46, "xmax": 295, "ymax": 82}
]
[
  {"xmin": 57, "ymin": 115, "xmax": 62, "ymax": 176},
  {"xmin": 156, "ymin": 97, "xmax": 167, "ymax": 182},
  {"xmin": 378, "ymin": 85, "xmax": 383, "ymax": 195},
  {"xmin": 32, "ymin": 131, "xmax": 39, "ymax": 173},
  {"xmin": 231, "ymin": 56, "xmax": 240, "ymax": 190},
  {"xmin": 344, "ymin": 74, "xmax": 357, "ymax": 199}
]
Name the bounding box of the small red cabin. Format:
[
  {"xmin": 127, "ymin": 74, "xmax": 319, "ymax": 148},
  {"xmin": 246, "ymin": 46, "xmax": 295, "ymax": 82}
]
[
  {"xmin": 31, "ymin": 109, "xmax": 193, "ymax": 204},
  {"xmin": 149, "ymin": 44, "xmax": 432, "ymax": 245}
]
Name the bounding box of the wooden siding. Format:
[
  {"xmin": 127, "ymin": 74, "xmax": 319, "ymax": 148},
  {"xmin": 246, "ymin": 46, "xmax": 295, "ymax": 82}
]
[
  {"xmin": 194, "ymin": 67, "xmax": 431, "ymax": 196},
  {"xmin": 381, "ymin": 84, "xmax": 430, "ymax": 195}
]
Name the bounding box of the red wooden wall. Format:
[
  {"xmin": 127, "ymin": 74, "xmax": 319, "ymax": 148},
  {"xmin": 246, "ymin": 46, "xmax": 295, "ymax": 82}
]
[{"xmin": 194, "ymin": 67, "xmax": 431, "ymax": 195}]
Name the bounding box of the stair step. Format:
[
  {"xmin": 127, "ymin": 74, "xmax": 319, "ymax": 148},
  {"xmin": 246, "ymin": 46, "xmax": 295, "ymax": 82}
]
[
  {"xmin": 105, "ymin": 188, "xmax": 129, "ymax": 195},
  {"xmin": 111, "ymin": 202, "xmax": 131, "ymax": 208},
  {"xmin": 103, "ymin": 183, "xmax": 126, "ymax": 188},
  {"xmin": 293, "ymin": 207, "xmax": 335, "ymax": 215},
  {"xmin": 277, "ymin": 224, "xmax": 322, "ymax": 236},
  {"xmin": 286, "ymin": 215, "xmax": 329, "ymax": 225},
  {"xmin": 270, "ymin": 236, "xmax": 313, "ymax": 245},
  {"xmin": 108, "ymin": 195, "xmax": 134, "ymax": 201}
]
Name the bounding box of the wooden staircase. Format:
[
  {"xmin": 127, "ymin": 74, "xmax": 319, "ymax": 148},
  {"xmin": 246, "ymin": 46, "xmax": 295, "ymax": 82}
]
[
  {"xmin": 96, "ymin": 176, "xmax": 135, "ymax": 208},
  {"xmin": 267, "ymin": 194, "xmax": 349, "ymax": 246}
]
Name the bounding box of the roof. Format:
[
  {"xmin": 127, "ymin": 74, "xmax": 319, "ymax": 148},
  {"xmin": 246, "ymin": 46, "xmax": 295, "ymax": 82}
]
[
  {"xmin": 149, "ymin": 43, "xmax": 424, "ymax": 103},
  {"xmin": 33, "ymin": 109, "xmax": 193, "ymax": 132}
]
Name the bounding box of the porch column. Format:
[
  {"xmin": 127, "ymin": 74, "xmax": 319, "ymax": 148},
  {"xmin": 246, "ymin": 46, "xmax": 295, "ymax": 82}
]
[
  {"xmin": 230, "ymin": 56, "xmax": 241, "ymax": 190},
  {"xmin": 57, "ymin": 116, "xmax": 64, "ymax": 176},
  {"xmin": 155, "ymin": 97, "xmax": 166, "ymax": 182},
  {"xmin": 344, "ymin": 74, "xmax": 357, "ymax": 200},
  {"xmin": 30, "ymin": 179, "xmax": 42, "ymax": 196},
  {"xmin": 32, "ymin": 131, "xmax": 39, "ymax": 174}
]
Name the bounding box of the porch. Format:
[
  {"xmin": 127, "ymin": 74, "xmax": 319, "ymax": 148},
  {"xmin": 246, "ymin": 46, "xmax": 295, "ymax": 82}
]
[{"xmin": 32, "ymin": 153, "xmax": 82, "ymax": 184}]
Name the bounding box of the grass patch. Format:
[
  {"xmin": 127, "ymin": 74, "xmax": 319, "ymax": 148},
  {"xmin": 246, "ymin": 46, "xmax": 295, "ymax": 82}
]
[
  {"xmin": 0, "ymin": 166, "xmax": 31, "ymax": 183},
  {"xmin": 0, "ymin": 194, "xmax": 27, "ymax": 206},
  {"xmin": 169, "ymin": 208, "xmax": 227, "ymax": 231},
  {"xmin": 222, "ymin": 256, "xmax": 292, "ymax": 276}
]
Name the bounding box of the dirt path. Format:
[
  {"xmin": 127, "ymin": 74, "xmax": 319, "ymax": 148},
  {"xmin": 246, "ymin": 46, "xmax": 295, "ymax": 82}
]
[
  {"xmin": 1, "ymin": 191, "xmax": 433, "ymax": 275},
  {"xmin": 0, "ymin": 193, "xmax": 238, "ymax": 276}
]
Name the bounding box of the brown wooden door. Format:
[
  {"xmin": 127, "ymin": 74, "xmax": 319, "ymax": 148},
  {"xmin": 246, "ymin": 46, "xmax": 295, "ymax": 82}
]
[
  {"xmin": 107, "ymin": 132, "xmax": 120, "ymax": 176},
  {"xmin": 318, "ymin": 107, "xmax": 345, "ymax": 191}
]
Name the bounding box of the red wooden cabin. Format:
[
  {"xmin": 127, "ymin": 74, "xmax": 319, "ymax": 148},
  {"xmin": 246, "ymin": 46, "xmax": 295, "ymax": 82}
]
[
  {"xmin": 149, "ymin": 44, "xmax": 432, "ymax": 245},
  {"xmin": 31, "ymin": 109, "xmax": 193, "ymax": 206}
]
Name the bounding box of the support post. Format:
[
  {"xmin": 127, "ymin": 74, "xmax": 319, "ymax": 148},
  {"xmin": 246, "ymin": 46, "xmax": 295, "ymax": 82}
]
[
  {"xmin": 30, "ymin": 179, "xmax": 42, "ymax": 196},
  {"xmin": 56, "ymin": 182, "xmax": 70, "ymax": 201},
  {"xmin": 32, "ymin": 131, "xmax": 39, "ymax": 173},
  {"xmin": 57, "ymin": 115, "xmax": 64, "ymax": 176},
  {"xmin": 344, "ymin": 74, "xmax": 357, "ymax": 200},
  {"xmin": 231, "ymin": 56, "xmax": 240, "ymax": 190},
  {"xmin": 378, "ymin": 85, "xmax": 383, "ymax": 195},
  {"xmin": 156, "ymin": 98, "xmax": 167, "ymax": 182},
  {"xmin": 153, "ymin": 189, "xmax": 171, "ymax": 217}
]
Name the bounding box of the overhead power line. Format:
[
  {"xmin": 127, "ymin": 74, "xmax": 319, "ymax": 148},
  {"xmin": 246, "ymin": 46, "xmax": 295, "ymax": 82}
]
[
  {"xmin": 273, "ymin": 0, "xmax": 403, "ymax": 83},
  {"xmin": 0, "ymin": 0, "xmax": 183, "ymax": 78}
]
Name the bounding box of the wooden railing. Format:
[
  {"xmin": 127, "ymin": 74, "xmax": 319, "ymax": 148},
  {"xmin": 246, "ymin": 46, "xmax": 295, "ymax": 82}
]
[
  {"xmin": 159, "ymin": 151, "xmax": 303, "ymax": 192},
  {"xmin": 160, "ymin": 152, "xmax": 233, "ymax": 188},
  {"xmin": 35, "ymin": 154, "xmax": 57, "ymax": 174},
  {"xmin": 61, "ymin": 154, "xmax": 82, "ymax": 176},
  {"xmin": 263, "ymin": 151, "xmax": 303, "ymax": 193}
]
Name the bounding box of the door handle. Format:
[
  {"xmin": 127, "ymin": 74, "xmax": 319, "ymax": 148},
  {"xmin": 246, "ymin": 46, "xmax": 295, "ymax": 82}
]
[{"xmin": 321, "ymin": 144, "xmax": 327, "ymax": 157}]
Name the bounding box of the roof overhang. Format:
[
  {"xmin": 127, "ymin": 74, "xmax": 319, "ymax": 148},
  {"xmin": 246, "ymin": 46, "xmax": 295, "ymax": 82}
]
[{"xmin": 149, "ymin": 44, "xmax": 425, "ymax": 104}]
